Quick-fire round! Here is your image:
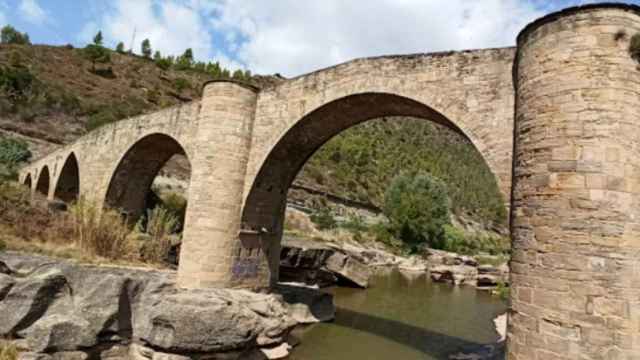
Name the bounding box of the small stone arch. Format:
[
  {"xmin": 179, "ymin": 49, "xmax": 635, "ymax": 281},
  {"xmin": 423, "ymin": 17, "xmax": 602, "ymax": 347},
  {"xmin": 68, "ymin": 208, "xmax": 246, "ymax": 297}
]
[
  {"xmin": 105, "ymin": 133, "xmax": 190, "ymax": 221},
  {"xmin": 35, "ymin": 166, "xmax": 50, "ymax": 197},
  {"xmin": 240, "ymin": 92, "xmax": 504, "ymax": 284},
  {"xmin": 23, "ymin": 173, "xmax": 32, "ymax": 190},
  {"xmin": 54, "ymin": 152, "xmax": 80, "ymax": 203}
]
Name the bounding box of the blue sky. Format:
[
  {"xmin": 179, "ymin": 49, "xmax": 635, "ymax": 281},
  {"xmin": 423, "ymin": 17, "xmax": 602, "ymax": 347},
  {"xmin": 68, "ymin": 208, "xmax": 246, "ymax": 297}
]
[{"xmin": 1, "ymin": 0, "xmax": 639, "ymax": 76}]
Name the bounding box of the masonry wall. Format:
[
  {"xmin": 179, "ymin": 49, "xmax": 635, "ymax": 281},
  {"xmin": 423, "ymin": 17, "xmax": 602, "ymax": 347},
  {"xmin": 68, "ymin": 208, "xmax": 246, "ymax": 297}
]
[
  {"xmin": 509, "ymin": 5, "xmax": 640, "ymax": 359},
  {"xmin": 19, "ymin": 101, "xmax": 201, "ymax": 207}
]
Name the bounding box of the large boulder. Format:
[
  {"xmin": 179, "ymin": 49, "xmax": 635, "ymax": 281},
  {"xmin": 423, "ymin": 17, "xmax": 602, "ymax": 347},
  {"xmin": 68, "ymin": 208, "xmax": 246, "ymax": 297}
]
[
  {"xmin": 273, "ymin": 284, "xmax": 335, "ymax": 323},
  {"xmin": 280, "ymin": 237, "xmax": 371, "ymax": 288},
  {"xmin": 429, "ymin": 265, "xmax": 478, "ymax": 286},
  {"xmin": 0, "ymin": 252, "xmax": 316, "ymax": 359},
  {"xmin": 325, "ymin": 252, "xmax": 371, "ymax": 288}
]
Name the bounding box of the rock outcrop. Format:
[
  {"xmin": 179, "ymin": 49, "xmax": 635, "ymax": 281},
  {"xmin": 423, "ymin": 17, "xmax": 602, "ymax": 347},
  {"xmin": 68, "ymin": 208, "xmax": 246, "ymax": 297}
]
[
  {"xmin": 280, "ymin": 237, "xmax": 371, "ymax": 288},
  {"xmin": 0, "ymin": 252, "xmax": 334, "ymax": 360}
]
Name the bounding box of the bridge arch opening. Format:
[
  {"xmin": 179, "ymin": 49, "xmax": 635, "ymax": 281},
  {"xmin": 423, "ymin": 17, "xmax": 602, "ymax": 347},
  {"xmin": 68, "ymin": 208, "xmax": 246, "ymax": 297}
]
[
  {"xmin": 240, "ymin": 92, "xmax": 507, "ymax": 285},
  {"xmin": 23, "ymin": 173, "xmax": 32, "ymax": 189},
  {"xmin": 105, "ymin": 133, "xmax": 191, "ymax": 223},
  {"xmin": 54, "ymin": 153, "xmax": 80, "ymax": 203},
  {"xmin": 35, "ymin": 166, "xmax": 50, "ymax": 197}
]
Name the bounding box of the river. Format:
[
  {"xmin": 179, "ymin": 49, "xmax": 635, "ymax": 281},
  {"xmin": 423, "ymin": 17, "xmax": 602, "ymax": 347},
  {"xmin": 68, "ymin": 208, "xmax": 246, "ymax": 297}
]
[{"xmin": 288, "ymin": 268, "xmax": 507, "ymax": 360}]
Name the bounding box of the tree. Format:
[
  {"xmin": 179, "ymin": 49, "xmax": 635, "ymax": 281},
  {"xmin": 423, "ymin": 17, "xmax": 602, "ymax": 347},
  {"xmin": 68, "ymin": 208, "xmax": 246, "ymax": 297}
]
[
  {"xmin": 153, "ymin": 51, "xmax": 162, "ymax": 61},
  {"xmin": 232, "ymin": 69, "xmax": 244, "ymax": 80},
  {"xmin": 93, "ymin": 31, "xmax": 103, "ymax": 46},
  {"xmin": 383, "ymin": 172, "xmax": 450, "ymax": 250},
  {"xmin": 115, "ymin": 42, "xmax": 125, "ymax": 54},
  {"xmin": 1, "ymin": 25, "xmax": 31, "ymax": 45},
  {"xmin": 141, "ymin": 39, "xmax": 152, "ymax": 58},
  {"xmin": 175, "ymin": 48, "xmax": 194, "ymax": 70}
]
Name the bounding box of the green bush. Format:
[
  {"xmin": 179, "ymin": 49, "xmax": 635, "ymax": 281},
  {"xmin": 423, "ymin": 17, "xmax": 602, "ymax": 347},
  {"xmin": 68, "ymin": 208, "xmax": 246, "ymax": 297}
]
[
  {"xmin": 173, "ymin": 78, "xmax": 191, "ymax": 92},
  {"xmin": 310, "ymin": 207, "xmax": 337, "ymax": 230},
  {"xmin": 383, "ymin": 172, "xmax": 450, "ymax": 249},
  {"xmin": 1, "ymin": 25, "xmax": 30, "ymax": 45},
  {"xmin": 0, "ymin": 137, "xmax": 31, "ymax": 165},
  {"xmin": 159, "ymin": 192, "xmax": 187, "ymax": 231}
]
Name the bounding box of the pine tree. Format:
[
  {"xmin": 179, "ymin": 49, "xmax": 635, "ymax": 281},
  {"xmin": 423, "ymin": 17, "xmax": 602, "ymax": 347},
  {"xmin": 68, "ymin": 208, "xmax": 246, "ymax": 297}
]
[
  {"xmin": 141, "ymin": 39, "xmax": 152, "ymax": 59},
  {"xmin": 153, "ymin": 51, "xmax": 162, "ymax": 61},
  {"xmin": 115, "ymin": 42, "xmax": 125, "ymax": 54},
  {"xmin": 93, "ymin": 31, "xmax": 103, "ymax": 46}
]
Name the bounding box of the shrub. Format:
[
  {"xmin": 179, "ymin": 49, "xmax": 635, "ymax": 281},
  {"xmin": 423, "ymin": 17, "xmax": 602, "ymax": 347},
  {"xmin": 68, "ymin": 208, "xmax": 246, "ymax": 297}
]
[
  {"xmin": 383, "ymin": 172, "xmax": 450, "ymax": 249},
  {"xmin": 310, "ymin": 207, "xmax": 337, "ymax": 230},
  {"xmin": 494, "ymin": 280, "xmax": 510, "ymax": 301},
  {"xmin": 137, "ymin": 206, "xmax": 178, "ymax": 263},
  {"xmin": 159, "ymin": 192, "xmax": 187, "ymax": 230},
  {"xmin": 173, "ymin": 78, "xmax": 190, "ymax": 92},
  {"xmin": 631, "ymin": 33, "xmax": 640, "ymax": 62},
  {"xmin": 116, "ymin": 42, "xmax": 125, "ymax": 54},
  {"xmin": 69, "ymin": 200, "xmax": 133, "ymax": 259},
  {"xmin": 83, "ymin": 44, "xmax": 111, "ymax": 67},
  {"xmin": 0, "ymin": 137, "xmax": 31, "ymax": 166}
]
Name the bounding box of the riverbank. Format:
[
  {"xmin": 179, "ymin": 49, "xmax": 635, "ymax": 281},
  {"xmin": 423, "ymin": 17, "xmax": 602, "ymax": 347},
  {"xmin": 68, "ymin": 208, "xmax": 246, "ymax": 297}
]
[{"xmin": 280, "ymin": 235, "xmax": 510, "ymax": 294}]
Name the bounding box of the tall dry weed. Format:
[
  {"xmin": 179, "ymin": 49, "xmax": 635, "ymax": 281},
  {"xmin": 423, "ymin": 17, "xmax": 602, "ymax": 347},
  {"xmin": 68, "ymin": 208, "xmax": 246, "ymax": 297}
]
[{"xmin": 68, "ymin": 199, "xmax": 133, "ymax": 259}]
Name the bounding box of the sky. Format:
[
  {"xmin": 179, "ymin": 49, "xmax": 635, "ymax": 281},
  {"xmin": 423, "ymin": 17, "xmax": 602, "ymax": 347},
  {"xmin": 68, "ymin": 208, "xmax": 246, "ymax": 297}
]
[{"xmin": 0, "ymin": 0, "xmax": 638, "ymax": 77}]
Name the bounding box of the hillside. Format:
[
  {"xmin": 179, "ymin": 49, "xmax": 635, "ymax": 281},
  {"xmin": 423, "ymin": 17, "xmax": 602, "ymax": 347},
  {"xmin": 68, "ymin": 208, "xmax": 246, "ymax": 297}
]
[{"xmin": 0, "ymin": 43, "xmax": 507, "ymax": 233}]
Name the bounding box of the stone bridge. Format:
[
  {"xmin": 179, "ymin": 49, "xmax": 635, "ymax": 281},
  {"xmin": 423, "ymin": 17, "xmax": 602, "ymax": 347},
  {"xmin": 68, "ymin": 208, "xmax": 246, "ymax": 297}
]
[{"xmin": 17, "ymin": 4, "xmax": 640, "ymax": 359}]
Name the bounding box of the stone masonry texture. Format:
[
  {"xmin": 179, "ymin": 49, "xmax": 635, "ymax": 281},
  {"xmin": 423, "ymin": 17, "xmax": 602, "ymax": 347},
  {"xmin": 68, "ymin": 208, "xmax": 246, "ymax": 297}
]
[
  {"xmin": 510, "ymin": 4, "xmax": 640, "ymax": 360},
  {"xmin": 16, "ymin": 4, "xmax": 640, "ymax": 358}
]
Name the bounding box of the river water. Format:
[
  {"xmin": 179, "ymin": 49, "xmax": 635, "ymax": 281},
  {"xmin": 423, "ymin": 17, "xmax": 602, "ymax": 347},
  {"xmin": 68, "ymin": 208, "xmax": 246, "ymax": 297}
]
[{"xmin": 288, "ymin": 268, "xmax": 507, "ymax": 360}]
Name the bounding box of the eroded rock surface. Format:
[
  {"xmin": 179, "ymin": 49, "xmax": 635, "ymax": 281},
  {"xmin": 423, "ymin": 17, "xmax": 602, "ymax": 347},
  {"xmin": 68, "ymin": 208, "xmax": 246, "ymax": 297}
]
[{"xmin": 0, "ymin": 252, "xmax": 334, "ymax": 360}]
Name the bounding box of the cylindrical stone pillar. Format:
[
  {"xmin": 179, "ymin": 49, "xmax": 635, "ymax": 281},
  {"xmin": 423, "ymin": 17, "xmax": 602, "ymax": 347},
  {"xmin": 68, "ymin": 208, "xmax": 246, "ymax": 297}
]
[
  {"xmin": 177, "ymin": 81, "xmax": 260, "ymax": 289},
  {"xmin": 510, "ymin": 4, "xmax": 640, "ymax": 359}
]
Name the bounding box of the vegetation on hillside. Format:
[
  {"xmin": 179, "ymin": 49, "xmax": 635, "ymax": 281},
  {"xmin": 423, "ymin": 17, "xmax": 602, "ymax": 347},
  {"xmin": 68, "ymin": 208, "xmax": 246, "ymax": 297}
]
[
  {"xmin": 0, "ymin": 136, "xmax": 31, "ymax": 180},
  {"xmin": 0, "ymin": 25, "xmax": 261, "ymax": 142},
  {"xmin": 298, "ymin": 117, "xmax": 507, "ymax": 227}
]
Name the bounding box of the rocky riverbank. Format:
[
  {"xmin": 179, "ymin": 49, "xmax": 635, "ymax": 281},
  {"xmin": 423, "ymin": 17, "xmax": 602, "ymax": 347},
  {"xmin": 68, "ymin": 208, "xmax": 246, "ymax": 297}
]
[
  {"xmin": 280, "ymin": 236, "xmax": 509, "ymax": 291},
  {"xmin": 0, "ymin": 252, "xmax": 334, "ymax": 360}
]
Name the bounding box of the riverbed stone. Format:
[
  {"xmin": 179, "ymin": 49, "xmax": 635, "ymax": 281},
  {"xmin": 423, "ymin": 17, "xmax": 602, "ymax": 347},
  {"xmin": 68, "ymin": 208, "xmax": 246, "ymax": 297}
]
[{"xmin": 325, "ymin": 252, "xmax": 371, "ymax": 288}]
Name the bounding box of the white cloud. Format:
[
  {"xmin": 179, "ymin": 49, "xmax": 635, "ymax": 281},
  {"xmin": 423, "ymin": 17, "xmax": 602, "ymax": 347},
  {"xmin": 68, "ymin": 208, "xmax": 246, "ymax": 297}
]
[
  {"xmin": 209, "ymin": 0, "xmax": 546, "ymax": 76},
  {"xmin": 80, "ymin": 0, "xmax": 217, "ymax": 62},
  {"xmin": 19, "ymin": 0, "xmax": 48, "ymax": 25}
]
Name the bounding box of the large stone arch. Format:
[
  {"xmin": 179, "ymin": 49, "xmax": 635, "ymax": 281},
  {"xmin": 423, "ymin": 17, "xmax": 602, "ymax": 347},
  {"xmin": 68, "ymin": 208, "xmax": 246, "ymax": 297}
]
[
  {"xmin": 53, "ymin": 152, "xmax": 80, "ymax": 203},
  {"xmin": 105, "ymin": 133, "xmax": 190, "ymax": 221},
  {"xmin": 35, "ymin": 166, "xmax": 50, "ymax": 198},
  {"xmin": 240, "ymin": 92, "xmax": 503, "ymax": 286}
]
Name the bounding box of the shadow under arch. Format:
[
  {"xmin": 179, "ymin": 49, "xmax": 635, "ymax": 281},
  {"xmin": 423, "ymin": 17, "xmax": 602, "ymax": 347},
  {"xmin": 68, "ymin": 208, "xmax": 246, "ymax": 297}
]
[
  {"xmin": 240, "ymin": 92, "xmax": 502, "ymax": 284},
  {"xmin": 23, "ymin": 173, "xmax": 32, "ymax": 189},
  {"xmin": 105, "ymin": 133, "xmax": 190, "ymax": 221},
  {"xmin": 54, "ymin": 152, "xmax": 80, "ymax": 203},
  {"xmin": 35, "ymin": 166, "xmax": 50, "ymax": 197}
]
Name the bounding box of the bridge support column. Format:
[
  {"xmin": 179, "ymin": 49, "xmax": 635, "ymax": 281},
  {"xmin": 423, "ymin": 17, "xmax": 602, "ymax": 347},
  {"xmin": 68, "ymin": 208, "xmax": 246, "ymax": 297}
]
[
  {"xmin": 177, "ymin": 81, "xmax": 264, "ymax": 289},
  {"xmin": 510, "ymin": 5, "xmax": 640, "ymax": 359}
]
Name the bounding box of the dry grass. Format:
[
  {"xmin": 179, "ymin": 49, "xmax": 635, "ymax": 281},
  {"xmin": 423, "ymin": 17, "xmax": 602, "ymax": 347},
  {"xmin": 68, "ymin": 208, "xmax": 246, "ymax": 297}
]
[
  {"xmin": 68, "ymin": 200, "xmax": 134, "ymax": 260},
  {"xmin": 0, "ymin": 181, "xmax": 177, "ymax": 267},
  {"xmin": 0, "ymin": 341, "xmax": 17, "ymax": 360},
  {"xmin": 138, "ymin": 206, "xmax": 178, "ymax": 263}
]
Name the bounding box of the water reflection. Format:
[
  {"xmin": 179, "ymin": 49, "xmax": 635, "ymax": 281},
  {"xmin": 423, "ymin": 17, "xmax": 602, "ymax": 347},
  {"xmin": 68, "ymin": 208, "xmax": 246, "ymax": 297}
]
[{"xmin": 289, "ymin": 269, "xmax": 506, "ymax": 360}]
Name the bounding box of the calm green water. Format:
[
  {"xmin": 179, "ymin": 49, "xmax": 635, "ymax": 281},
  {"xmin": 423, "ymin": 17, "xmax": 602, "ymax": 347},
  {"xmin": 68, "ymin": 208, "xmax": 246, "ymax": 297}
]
[{"xmin": 289, "ymin": 269, "xmax": 506, "ymax": 360}]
